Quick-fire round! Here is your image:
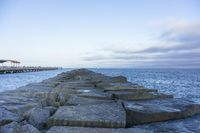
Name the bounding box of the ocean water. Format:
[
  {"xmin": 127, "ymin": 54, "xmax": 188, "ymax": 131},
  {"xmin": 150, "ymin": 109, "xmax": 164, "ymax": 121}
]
[
  {"xmin": 0, "ymin": 69, "xmax": 70, "ymax": 92},
  {"xmin": 92, "ymin": 69, "xmax": 200, "ymax": 103},
  {"xmin": 0, "ymin": 68, "xmax": 200, "ymax": 103}
]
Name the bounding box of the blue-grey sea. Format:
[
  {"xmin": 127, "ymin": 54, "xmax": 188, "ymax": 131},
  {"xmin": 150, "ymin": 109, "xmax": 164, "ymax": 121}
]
[{"xmin": 0, "ymin": 68, "xmax": 200, "ymax": 103}]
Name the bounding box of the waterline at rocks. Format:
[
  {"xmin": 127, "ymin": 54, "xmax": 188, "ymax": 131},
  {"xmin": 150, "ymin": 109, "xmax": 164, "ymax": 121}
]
[{"xmin": 0, "ymin": 69, "xmax": 200, "ymax": 132}]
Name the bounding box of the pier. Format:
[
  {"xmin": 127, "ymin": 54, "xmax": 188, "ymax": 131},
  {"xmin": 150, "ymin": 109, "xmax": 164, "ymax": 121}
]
[
  {"xmin": 0, "ymin": 59, "xmax": 59, "ymax": 74},
  {"xmin": 0, "ymin": 67, "xmax": 59, "ymax": 74}
]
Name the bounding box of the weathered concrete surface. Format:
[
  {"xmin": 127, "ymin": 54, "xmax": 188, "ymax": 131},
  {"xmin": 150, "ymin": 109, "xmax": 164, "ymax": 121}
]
[
  {"xmin": 0, "ymin": 107, "xmax": 20, "ymax": 126},
  {"xmin": 0, "ymin": 91, "xmax": 40, "ymax": 115},
  {"xmin": 0, "ymin": 68, "xmax": 200, "ymax": 132},
  {"xmin": 134, "ymin": 115, "xmax": 200, "ymax": 133},
  {"xmin": 104, "ymin": 88, "xmax": 158, "ymax": 93},
  {"xmin": 47, "ymin": 115, "xmax": 200, "ymax": 133},
  {"xmin": 47, "ymin": 102, "xmax": 126, "ymax": 128},
  {"xmin": 47, "ymin": 126, "xmax": 151, "ymax": 133},
  {"xmin": 66, "ymin": 95, "xmax": 114, "ymax": 105},
  {"xmin": 0, "ymin": 122, "xmax": 40, "ymax": 133},
  {"xmin": 23, "ymin": 107, "xmax": 50, "ymax": 130},
  {"xmin": 112, "ymin": 91, "xmax": 173, "ymax": 100},
  {"xmin": 124, "ymin": 98, "xmax": 200, "ymax": 126},
  {"xmin": 103, "ymin": 82, "xmax": 145, "ymax": 89},
  {"xmin": 77, "ymin": 89, "xmax": 112, "ymax": 100}
]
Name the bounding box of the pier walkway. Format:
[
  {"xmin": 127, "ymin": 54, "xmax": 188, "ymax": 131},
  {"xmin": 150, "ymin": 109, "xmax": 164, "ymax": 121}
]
[{"xmin": 0, "ymin": 67, "xmax": 58, "ymax": 74}]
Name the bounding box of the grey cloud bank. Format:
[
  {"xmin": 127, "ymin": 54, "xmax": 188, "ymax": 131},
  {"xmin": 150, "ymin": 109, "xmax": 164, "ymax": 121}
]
[{"xmin": 83, "ymin": 21, "xmax": 200, "ymax": 68}]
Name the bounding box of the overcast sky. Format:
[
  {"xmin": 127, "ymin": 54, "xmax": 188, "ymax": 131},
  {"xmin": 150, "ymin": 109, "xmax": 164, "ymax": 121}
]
[{"xmin": 0, "ymin": 0, "xmax": 199, "ymax": 68}]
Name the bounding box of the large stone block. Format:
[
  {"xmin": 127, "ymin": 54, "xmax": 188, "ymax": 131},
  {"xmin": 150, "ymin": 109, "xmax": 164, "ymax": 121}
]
[
  {"xmin": 0, "ymin": 122, "xmax": 40, "ymax": 133},
  {"xmin": 110, "ymin": 76, "xmax": 127, "ymax": 83},
  {"xmin": 104, "ymin": 83, "xmax": 144, "ymax": 89},
  {"xmin": 66, "ymin": 95, "xmax": 114, "ymax": 106},
  {"xmin": 47, "ymin": 126, "xmax": 150, "ymax": 133},
  {"xmin": 2, "ymin": 103, "xmax": 39, "ymax": 115},
  {"xmin": 18, "ymin": 124, "xmax": 41, "ymax": 133},
  {"xmin": 47, "ymin": 102, "xmax": 126, "ymax": 128},
  {"xmin": 104, "ymin": 88, "xmax": 157, "ymax": 93},
  {"xmin": 123, "ymin": 98, "xmax": 200, "ymax": 126},
  {"xmin": 62, "ymin": 81, "xmax": 95, "ymax": 88},
  {"xmin": 17, "ymin": 83, "xmax": 54, "ymax": 93},
  {"xmin": 24, "ymin": 107, "xmax": 50, "ymax": 130},
  {"xmin": 47, "ymin": 115, "xmax": 200, "ymax": 133},
  {"xmin": 0, "ymin": 107, "xmax": 20, "ymax": 126},
  {"xmin": 0, "ymin": 93, "xmax": 38, "ymax": 115},
  {"xmin": 112, "ymin": 91, "xmax": 173, "ymax": 100},
  {"xmin": 134, "ymin": 115, "xmax": 200, "ymax": 133},
  {"xmin": 78, "ymin": 89, "xmax": 112, "ymax": 100}
]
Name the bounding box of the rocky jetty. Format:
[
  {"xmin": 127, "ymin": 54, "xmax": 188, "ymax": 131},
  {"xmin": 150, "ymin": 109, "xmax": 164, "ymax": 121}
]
[{"xmin": 0, "ymin": 69, "xmax": 200, "ymax": 133}]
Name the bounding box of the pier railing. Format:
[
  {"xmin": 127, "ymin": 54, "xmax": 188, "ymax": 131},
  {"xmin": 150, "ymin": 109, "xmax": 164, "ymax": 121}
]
[{"xmin": 0, "ymin": 67, "xmax": 59, "ymax": 74}]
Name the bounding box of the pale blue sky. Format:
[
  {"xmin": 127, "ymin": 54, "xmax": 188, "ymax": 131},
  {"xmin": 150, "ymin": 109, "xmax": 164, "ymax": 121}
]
[{"xmin": 0, "ymin": 0, "xmax": 200, "ymax": 68}]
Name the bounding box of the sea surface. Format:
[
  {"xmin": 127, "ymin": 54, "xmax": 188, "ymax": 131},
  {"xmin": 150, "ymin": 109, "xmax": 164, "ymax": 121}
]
[
  {"xmin": 0, "ymin": 68, "xmax": 200, "ymax": 103},
  {"xmin": 0, "ymin": 69, "xmax": 70, "ymax": 92}
]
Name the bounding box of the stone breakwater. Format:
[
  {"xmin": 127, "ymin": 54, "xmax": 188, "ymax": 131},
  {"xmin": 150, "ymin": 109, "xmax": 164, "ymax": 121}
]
[{"xmin": 0, "ymin": 69, "xmax": 200, "ymax": 133}]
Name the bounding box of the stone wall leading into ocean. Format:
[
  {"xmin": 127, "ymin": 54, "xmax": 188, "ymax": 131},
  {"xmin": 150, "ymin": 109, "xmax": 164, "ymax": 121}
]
[{"xmin": 0, "ymin": 69, "xmax": 200, "ymax": 133}]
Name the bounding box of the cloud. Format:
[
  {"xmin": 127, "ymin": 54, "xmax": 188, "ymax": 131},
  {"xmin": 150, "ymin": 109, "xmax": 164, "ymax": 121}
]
[
  {"xmin": 118, "ymin": 21, "xmax": 200, "ymax": 54},
  {"xmin": 82, "ymin": 20, "xmax": 200, "ymax": 68},
  {"xmin": 160, "ymin": 21, "xmax": 200, "ymax": 43}
]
